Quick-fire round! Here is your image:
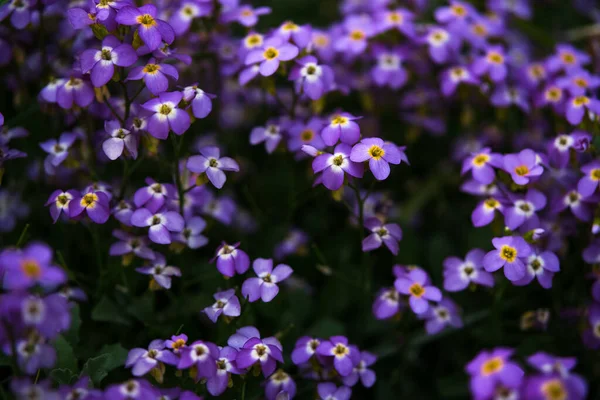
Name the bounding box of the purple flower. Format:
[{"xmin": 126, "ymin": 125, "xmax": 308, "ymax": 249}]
[
  {"xmin": 236, "ymin": 336, "xmax": 283, "ymax": 377},
  {"xmin": 80, "ymin": 35, "xmax": 137, "ymax": 87},
  {"xmin": 472, "ymin": 196, "xmax": 504, "ymax": 227},
  {"xmin": 165, "ymin": 334, "xmax": 188, "ymax": 354},
  {"xmin": 136, "ymin": 254, "xmax": 181, "ymax": 289},
  {"xmin": 440, "ymin": 66, "xmax": 479, "ymax": 96},
  {"xmin": 266, "ymin": 370, "xmax": 297, "ymax": 400},
  {"xmin": 13, "ymin": 338, "xmax": 56, "ymax": 375},
  {"xmin": 371, "ymin": 46, "xmax": 408, "ymax": 89},
  {"xmin": 372, "ymin": 288, "xmax": 401, "ymax": 320},
  {"xmin": 503, "ymin": 149, "xmax": 544, "ymax": 185},
  {"xmin": 172, "ymin": 216, "xmax": 208, "ymax": 249},
  {"xmin": 69, "ymin": 189, "xmax": 111, "ymax": 224},
  {"xmin": 227, "ymin": 4, "xmax": 270, "ymax": 27},
  {"xmin": 341, "ymin": 351, "xmax": 377, "ymax": 388},
  {"xmin": 289, "ymin": 56, "xmax": 334, "ymax": 100},
  {"xmin": 466, "ymin": 348, "xmax": 524, "ymax": 400},
  {"xmin": 577, "ymin": 160, "xmax": 600, "ymax": 198},
  {"xmin": 182, "ymin": 84, "xmax": 215, "ymax": 119},
  {"xmin": 40, "ymin": 132, "xmax": 77, "ymax": 168},
  {"xmin": 126, "ymin": 58, "xmax": 178, "ymax": 95},
  {"xmin": 212, "ymin": 242, "xmax": 250, "ymax": 277},
  {"xmin": 472, "ymin": 46, "xmax": 508, "ymax": 83},
  {"xmin": 245, "ymin": 37, "xmax": 298, "ymax": 77},
  {"xmin": 250, "ymin": 122, "xmax": 282, "ymax": 154},
  {"xmin": 291, "ymin": 336, "xmax": 321, "ymax": 365},
  {"xmin": 317, "ymin": 383, "xmax": 352, "ymax": 400},
  {"xmin": 424, "ymin": 27, "xmax": 459, "ymax": 64},
  {"xmin": 126, "ymin": 340, "xmax": 178, "ymax": 376},
  {"xmin": 376, "ymin": 8, "xmax": 415, "ymax": 36},
  {"xmin": 206, "ymin": 346, "xmax": 241, "ymax": 396},
  {"xmin": 56, "ymin": 76, "xmax": 95, "ymax": 110},
  {"xmin": 141, "ymin": 91, "xmax": 191, "ymax": 139},
  {"xmin": 115, "ymin": 5, "xmax": 174, "ymax": 51},
  {"xmin": 513, "ymin": 250, "xmax": 560, "ymax": 289},
  {"xmin": 131, "ymin": 207, "xmax": 184, "ymax": 245},
  {"xmin": 503, "ymin": 189, "xmax": 546, "ymax": 231},
  {"xmin": 321, "ymin": 112, "xmax": 361, "ymax": 146},
  {"xmin": 312, "ymin": 144, "xmax": 364, "ymax": 191},
  {"xmin": 102, "ymin": 120, "xmax": 137, "ymax": 160},
  {"xmin": 186, "ymin": 146, "xmax": 239, "ymax": 189},
  {"xmin": 361, "ymin": 217, "xmax": 402, "ymax": 255},
  {"xmin": 316, "ymin": 336, "xmax": 360, "ymax": 376},
  {"xmin": 350, "ymin": 137, "xmax": 406, "ymax": 181},
  {"xmin": 105, "ymin": 379, "xmax": 157, "ymax": 399},
  {"xmin": 547, "ymin": 44, "xmax": 590, "ymax": 73},
  {"xmin": 241, "ymin": 258, "xmax": 293, "ymax": 303},
  {"xmin": 552, "ymin": 188, "xmax": 597, "ymax": 222},
  {"xmin": 583, "ymin": 304, "xmax": 600, "ymax": 349},
  {"xmin": 461, "ymin": 148, "xmax": 502, "ymax": 184},
  {"xmin": 45, "ymin": 189, "xmax": 78, "ymax": 223},
  {"xmin": 202, "ymin": 289, "xmax": 241, "ymax": 323},
  {"xmin": 435, "ymin": 1, "xmax": 475, "ymax": 30},
  {"xmin": 334, "ymin": 15, "xmax": 374, "ymax": 55},
  {"xmin": 421, "ymin": 297, "xmax": 463, "ymax": 335},
  {"xmin": 557, "ymin": 69, "xmax": 600, "ymax": 96},
  {"xmin": 169, "ymin": 2, "xmax": 210, "ymax": 36},
  {"xmin": 565, "ymin": 95, "xmax": 600, "ymax": 125},
  {"xmin": 178, "ymin": 340, "xmax": 219, "ymax": 380},
  {"xmin": 524, "ymin": 375, "xmax": 585, "ymax": 400},
  {"xmin": 288, "ymin": 118, "xmax": 325, "ymax": 152},
  {"xmin": 443, "ymin": 248, "xmax": 494, "ymax": 291},
  {"xmin": 0, "ymin": 0, "xmax": 36, "ymax": 29},
  {"xmin": 394, "ymin": 268, "xmax": 442, "ymax": 314},
  {"xmin": 109, "ymin": 229, "xmax": 155, "ymax": 260},
  {"xmin": 482, "ymin": 236, "xmax": 532, "ymax": 281},
  {"xmin": 133, "ymin": 178, "xmax": 176, "ymax": 213},
  {"xmin": 276, "ymin": 20, "xmax": 311, "ymax": 48}
]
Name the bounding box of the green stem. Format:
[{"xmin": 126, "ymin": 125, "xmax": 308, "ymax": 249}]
[{"xmin": 16, "ymin": 223, "xmax": 30, "ymax": 247}]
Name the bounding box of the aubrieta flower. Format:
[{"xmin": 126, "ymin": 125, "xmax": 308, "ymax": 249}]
[
  {"xmin": 178, "ymin": 340, "xmax": 219, "ymax": 380},
  {"xmin": 69, "ymin": 189, "xmax": 111, "ymax": 224},
  {"xmin": 40, "ymin": 132, "xmax": 77, "ymax": 168},
  {"xmin": 241, "ymin": 258, "xmax": 293, "ymax": 303},
  {"xmin": 134, "ymin": 178, "xmax": 176, "ymax": 213},
  {"xmin": 465, "ymin": 348, "xmax": 524, "ymax": 400},
  {"xmin": 45, "ymin": 189, "xmax": 78, "ymax": 223},
  {"xmin": 56, "ymin": 76, "xmax": 95, "ymax": 110},
  {"xmin": 482, "ymin": 236, "xmax": 532, "ymax": 281},
  {"xmin": 342, "ymin": 351, "xmax": 377, "ymax": 388},
  {"xmin": 266, "ymin": 370, "xmax": 297, "ymax": 400},
  {"xmin": 130, "ymin": 207, "xmax": 184, "ymax": 245},
  {"xmin": 182, "ymin": 84, "xmax": 215, "ymax": 119},
  {"xmin": 186, "ymin": 146, "xmax": 239, "ymax": 189},
  {"xmin": 552, "ymin": 188, "xmax": 597, "ymax": 222},
  {"xmin": 80, "ymin": 35, "xmax": 137, "ymax": 87},
  {"xmin": 441, "ymin": 66, "xmax": 479, "ymax": 97},
  {"xmin": 126, "ymin": 58, "xmax": 179, "ymax": 95},
  {"xmin": 472, "ymin": 45, "xmax": 508, "ymax": 83},
  {"xmin": 513, "ymin": 250, "xmax": 560, "ymax": 289},
  {"xmin": 236, "ymin": 336, "xmax": 284, "ymax": 377},
  {"xmin": 105, "ymin": 379, "xmax": 157, "ymax": 399},
  {"xmin": 102, "ymin": 120, "xmax": 137, "ymax": 160},
  {"xmin": 547, "ymin": 44, "xmax": 590, "ymax": 73},
  {"xmin": 316, "ymin": 336, "xmax": 359, "ymax": 377},
  {"xmin": 288, "ymin": 118, "xmax": 325, "ymax": 152},
  {"xmin": 227, "ymin": 4, "xmax": 270, "ymax": 27},
  {"xmin": 171, "ymin": 216, "xmax": 208, "ymax": 249},
  {"xmin": 250, "ymin": 122, "xmax": 283, "ymax": 154},
  {"xmin": 372, "ymin": 287, "xmax": 401, "ymax": 320},
  {"xmin": 289, "ymin": 56, "xmax": 334, "ymax": 100},
  {"xmin": 0, "ymin": 0, "xmax": 35, "ymax": 29},
  {"xmin": 276, "ymin": 20, "xmax": 311, "ymax": 48},
  {"xmin": 126, "ymin": 340, "xmax": 178, "ymax": 377},
  {"xmin": 424, "ymin": 27, "xmax": 459, "ymax": 64},
  {"xmin": 371, "ymin": 46, "xmax": 408, "ymax": 89},
  {"xmin": 421, "ymin": 297, "xmax": 463, "ymax": 335},
  {"xmin": 0, "ymin": 242, "xmax": 66, "ymax": 290},
  {"xmin": 312, "ymin": 143, "xmax": 363, "ymax": 191},
  {"xmin": 503, "ymin": 189, "xmax": 547, "ymax": 231},
  {"xmin": 350, "ymin": 137, "xmax": 406, "ymax": 181},
  {"xmin": 141, "ymin": 91, "xmax": 191, "ymax": 139},
  {"xmin": 361, "ymin": 217, "xmax": 402, "ymax": 255},
  {"xmin": 212, "ymin": 242, "xmax": 250, "ymax": 277},
  {"xmin": 136, "ymin": 253, "xmax": 181, "ymax": 289},
  {"xmin": 321, "ymin": 112, "xmax": 361, "ymax": 146},
  {"xmin": 461, "ymin": 148, "xmax": 502, "ymax": 185},
  {"xmin": 202, "ymin": 288, "xmax": 241, "ymax": 323},
  {"xmin": 291, "ymin": 336, "xmax": 321, "ymax": 365},
  {"xmin": 565, "ymin": 95, "xmax": 600, "ymax": 125},
  {"xmin": 443, "ymin": 248, "xmax": 494, "ymax": 291},
  {"xmin": 317, "ymin": 383, "xmax": 352, "ymax": 400},
  {"xmin": 206, "ymin": 346, "xmax": 242, "ymax": 396},
  {"xmin": 503, "ymin": 149, "xmax": 544, "ymax": 185},
  {"xmin": 109, "ymin": 229, "xmax": 155, "ymax": 260},
  {"xmin": 115, "ymin": 4, "xmax": 175, "ymax": 51},
  {"xmin": 245, "ymin": 37, "xmax": 298, "ymax": 77},
  {"xmin": 394, "ymin": 268, "xmax": 442, "ymax": 314},
  {"xmin": 577, "ymin": 160, "xmax": 600, "ymax": 198}
]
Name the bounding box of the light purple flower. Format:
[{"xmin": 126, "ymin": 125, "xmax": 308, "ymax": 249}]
[
  {"xmin": 350, "ymin": 137, "xmax": 406, "ymax": 181},
  {"xmin": 105, "ymin": 379, "xmax": 156, "ymax": 399},
  {"xmin": 250, "ymin": 122, "xmax": 282, "ymax": 154},
  {"xmin": 187, "ymin": 146, "xmax": 239, "ymax": 189},
  {"xmin": 141, "ymin": 91, "xmax": 191, "ymax": 139},
  {"xmin": 472, "ymin": 46, "xmax": 508, "ymax": 83},
  {"xmin": 56, "ymin": 76, "xmax": 95, "ymax": 110},
  {"xmin": 0, "ymin": 243, "xmax": 66, "ymax": 290},
  {"xmin": 133, "ymin": 178, "xmax": 176, "ymax": 213},
  {"xmin": 102, "ymin": 120, "xmax": 137, "ymax": 160},
  {"xmin": 266, "ymin": 370, "xmax": 297, "ymax": 400},
  {"xmin": 461, "ymin": 148, "xmax": 502, "ymax": 184},
  {"xmin": 130, "ymin": 207, "xmax": 184, "ymax": 244},
  {"xmin": 421, "ymin": 297, "xmax": 463, "ymax": 335},
  {"xmin": 245, "ymin": 37, "xmax": 298, "ymax": 77},
  {"xmin": 466, "ymin": 348, "xmax": 524, "ymax": 400},
  {"xmin": 115, "ymin": 4, "xmax": 174, "ymax": 51},
  {"xmin": 212, "ymin": 242, "xmax": 250, "ymax": 277},
  {"xmin": 227, "ymin": 5, "xmax": 270, "ymax": 27},
  {"xmin": 424, "ymin": 27, "xmax": 459, "ymax": 64},
  {"xmin": 206, "ymin": 346, "xmax": 241, "ymax": 396},
  {"xmin": 291, "ymin": 336, "xmax": 321, "ymax": 365},
  {"xmin": 372, "ymin": 288, "xmax": 401, "ymax": 320},
  {"xmin": 126, "ymin": 340, "xmax": 178, "ymax": 376},
  {"xmin": 394, "ymin": 268, "xmax": 442, "ymax": 314},
  {"xmin": 565, "ymin": 95, "xmax": 600, "ymax": 125},
  {"xmin": 178, "ymin": 340, "xmax": 219, "ymax": 380},
  {"xmin": 341, "ymin": 351, "xmax": 377, "ymax": 388},
  {"xmin": 312, "ymin": 144, "xmax": 364, "ymax": 191},
  {"xmin": 361, "ymin": 217, "xmax": 402, "ymax": 255},
  {"xmin": 45, "ymin": 189, "xmax": 78, "ymax": 223},
  {"xmin": 443, "ymin": 248, "xmax": 494, "ymax": 291},
  {"xmin": 135, "ymin": 253, "xmax": 181, "ymax": 289},
  {"xmin": 241, "ymin": 258, "xmax": 293, "ymax": 303},
  {"xmin": 316, "ymin": 336, "xmax": 360, "ymax": 377},
  {"xmin": 371, "ymin": 46, "xmax": 408, "ymax": 89},
  {"xmin": 109, "ymin": 229, "xmax": 155, "ymax": 260},
  {"xmin": 317, "ymin": 383, "xmax": 351, "ymax": 400},
  {"xmin": 182, "ymin": 84, "xmax": 216, "ymax": 119},
  {"xmin": 503, "ymin": 189, "xmax": 546, "ymax": 231},
  {"xmin": 440, "ymin": 66, "xmax": 479, "ymax": 96},
  {"xmin": 202, "ymin": 289, "xmax": 241, "ymax": 323},
  {"xmin": 276, "ymin": 20, "xmax": 311, "ymax": 48},
  {"xmin": 513, "ymin": 250, "xmax": 560, "ymax": 289},
  {"xmin": 235, "ymin": 336, "xmax": 283, "ymax": 377},
  {"xmin": 321, "ymin": 112, "xmax": 361, "ymax": 146},
  {"xmin": 577, "ymin": 160, "xmax": 600, "ymax": 198},
  {"xmin": 69, "ymin": 189, "xmax": 111, "ymax": 224},
  {"xmin": 482, "ymin": 236, "xmax": 532, "ymax": 281},
  {"xmin": 126, "ymin": 59, "xmax": 178, "ymax": 95},
  {"xmin": 80, "ymin": 35, "xmax": 137, "ymax": 87},
  {"xmin": 172, "ymin": 216, "xmax": 208, "ymax": 249},
  {"xmin": 289, "ymin": 56, "xmax": 334, "ymax": 100},
  {"xmin": 40, "ymin": 132, "xmax": 77, "ymax": 168},
  {"xmin": 503, "ymin": 149, "xmax": 544, "ymax": 185}
]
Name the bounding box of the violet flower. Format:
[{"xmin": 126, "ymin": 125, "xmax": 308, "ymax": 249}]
[
  {"xmin": 291, "ymin": 336, "xmax": 321, "ymax": 365},
  {"xmin": 133, "ymin": 178, "xmax": 176, "ymax": 213},
  {"xmin": 40, "ymin": 132, "xmax": 77, "ymax": 168},
  {"xmin": 136, "ymin": 253, "xmax": 181, "ymax": 289},
  {"xmin": 126, "ymin": 340, "xmax": 178, "ymax": 377},
  {"xmin": 69, "ymin": 189, "xmax": 111, "ymax": 224},
  {"xmin": 316, "ymin": 336, "xmax": 359, "ymax": 377},
  {"xmin": 577, "ymin": 160, "xmax": 600, "ymax": 198},
  {"xmin": 241, "ymin": 258, "xmax": 293, "ymax": 303},
  {"xmin": 236, "ymin": 336, "xmax": 283, "ymax": 377},
  {"xmin": 206, "ymin": 346, "xmax": 241, "ymax": 396},
  {"xmin": 513, "ymin": 250, "xmax": 560, "ymax": 289},
  {"xmin": 443, "ymin": 248, "xmax": 494, "ymax": 291},
  {"xmin": 503, "ymin": 149, "xmax": 544, "ymax": 185},
  {"xmin": 321, "ymin": 112, "xmax": 361, "ymax": 146},
  {"xmin": 350, "ymin": 137, "xmax": 406, "ymax": 181},
  {"xmin": 126, "ymin": 58, "xmax": 179, "ymax": 95},
  {"xmin": 503, "ymin": 189, "xmax": 547, "ymax": 231},
  {"xmin": 250, "ymin": 122, "xmax": 282, "ymax": 154},
  {"xmin": 317, "ymin": 383, "xmax": 352, "ymax": 400},
  {"xmin": 341, "ymin": 351, "xmax": 377, "ymax": 388},
  {"xmin": 186, "ymin": 146, "xmax": 239, "ymax": 189},
  {"xmin": 202, "ymin": 289, "xmax": 241, "ymax": 323},
  {"xmin": 178, "ymin": 340, "xmax": 219, "ymax": 380},
  {"xmin": 394, "ymin": 268, "xmax": 442, "ymax": 314},
  {"xmin": 372, "ymin": 288, "xmax": 401, "ymax": 320},
  {"xmin": 172, "ymin": 216, "xmax": 208, "ymax": 249},
  {"xmin": 465, "ymin": 348, "xmax": 524, "ymax": 400},
  {"xmin": 109, "ymin": 229, "xmax": 155, "ymax": 260},
  {"xmin": 182, "ymin": 84, "xmax": 215, "ymax": 119},
  {"xmin": 312, "ymin": 144, "xmax": 363, "ymax": 191},
  {"xmin": 80, "ymin": 35, "xmax": 137, "ymax": 87},
  {"xmin": 115, "ymin": 4, "xmax": 174, "ymax": 51},
  {"xmin": 141, "ymin": 91, "xmax": 191, "ymax": 139},
  {"xmin": 266, "ymin": 370, "xmax": 297, "ymax": 400},
  {"xmin": 212, "ymin": 242, "xmax": 250, "ymax": 277},
  {"xmin": 565, "ymin": 95, "xmax": 600, "ymax": 125},
  {"xmin": 421, "ymin": 297, "xmax": 463, "ymax": 335},
  {"xmin": 461, "ymin": 148, "xmax": 502, "ymax": 185},
  {"xmin": 289, "ymin": 56, "xmax": 334, "ymax": 100},
  {"xmin": 45, "ymin": 190, "xmax": 78, "ymax": 223},
  {"xmin": 245, "ymin": 37, "xmax": 298, "ymax": 77},
  {"xmin": 361, "ymin": 217, "xmax": 402, "ymax": 255},
  {"xmin": 102, "ymin": 120, "xmax": 137, "ymax": 160},
  {"xmin": 482, "ymin": 236, "xmax": 532, "ymax": 281},
  {"xmin": 130, "ymin": 207, "xmax": 184, "ymax": 245}
]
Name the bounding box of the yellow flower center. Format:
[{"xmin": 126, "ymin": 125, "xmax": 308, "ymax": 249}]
[
  {"xmin": 481, "ymin": 357, "xmax": 504, "ymax": 376},
  {"xmin": 263, "ymin": 47, "xmax": 279, "ymax": 60},
  {"xmin": 546, "ymin": 88, "xmax": 562, "ymax": 101},
  {"xmin": 514, "ymin": 165, "xmax": 529, "ymax": 176},
  {"xmin": 368, "ymin": 145, "xmax": 385, "ymax": 160},
  {"xmin": 332, "ymin": 155, "xmax": 344, "ymax": 166},
  {"xmin": 591, "ymin": 168, "xmax": 600, "ymax": 181},
  {"xmin": 300, "ymin": 129, "xmax": 314, "ymax": 142},
  {"xmin": 137, "ymin": 14, "xmax": 156, "ymax": 27},
  {"xmin": 159, "ymin": 104, "xmax": 172, "ymax": 115},
  {"xmin": 487, "ymin": 52, "xmax": 504, "ymax": 64},
  {"xmin": 573, "ymin": 96, "xmax": 590, "ymax": 107},
  {"xmin": 472, "ymin": 153, "xmax": 489, "ymax": 167},
  {"xmin": 183, "ymin": 6, "xmax": 194, "ymax": 16},
  {"xmin": 451, "ymin": 4, "xmax": 467, "ymax": 16},
  {"xmin": 560, "ymin": 52, "xmax": 575, "ymax": 64},
  {"xmin": 484, "ymin": 198, "xmax": 499, "ymax": 210},
  {"xmin": 240, "ymin": 9, "xmax": 253, "ymax": 17},
  {"xmin": 408, "ymin": 283, "xmax": 425, "ymax": 298},
  {"xmin": 387, "ymin": 12, "xmax": 403, "ymax": 23},
  {"xmin": 574, "ymin": 78, "xmax": 588, "ymax": 88},
  {"xmin": 245, "ymin": 34, "xmax": 262, "ymax": 47},
  {"xmin": 331, "ymin": 115, "xmax": 348, "ymax": 125},
  {"xmin": 530, "ymin": 65, "xmax": 544, "ymax": 78},
  {"xmin": 80, "ymin": 193, "xmax": 98, "ymax": 207},
  {"xmin": 282, "ymin": 21, "xmax": 298, "ymax": 31},
  {"xmin": 349, "ymin": 30, "xmax": 365, "ymax": 41},
  {"xmin": 472, "ymin": 23, "xmax": 487, "ymax": 36},
  {"xmin": 21, "ymin": 260, "xmax": 41, "ymax": 278},
  {"xmin": 255, "ymin": 345, "xmax": 267, "ymax": 356},
  {"xmin": 314, "ymin": 34, "xmax": 329, "ymax": 47},
  {"xmin": 143, "ymin": 64, "xmax": 160, "ymax": 75},
  {"xmin": 172, "ymin": 339, "xmax": 185, "ymax": 350},
  {"xmin": 57, "ymin": 194, "xmax": 69, "ymax": 205},
  {"xmin": 541, "ymin": 379, "xmax": 567, "ymax": 400},
  {"xmin": 333, "ymin": 344, "xmax": 349, "ymax": 357},
  {"xmin": 500, "ymin": 245, "xmax": 517, "ymax": 263}
]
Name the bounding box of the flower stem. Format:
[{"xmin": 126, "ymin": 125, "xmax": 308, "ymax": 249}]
[{"xmin": 170, "ymin": 134, "xmax": 185, "ymax": 215}]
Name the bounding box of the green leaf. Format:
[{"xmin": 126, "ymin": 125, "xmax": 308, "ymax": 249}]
[
  {"xmin": 91, "ymin": 296, "xmax": 131, "ymax": 326},
  {"xmin": 80, "ymin": 343, "xmax": 128, "ymax": 386},
  {"xmin": 54, "ymin": 335, "xmax": 77, "ymax": 371},
  {"xmin": 91, "ymin": 23, "xmax": 109, "ymax": 40},
  {"xmin": 64, "ymin": 303, "xmax": 81, "ymax": 346},
  {"xmin": 49, "ymin": 368, "xmax": 76, "ymax": 385},
  {"xmin": 308, "ymin": 318, "xmax": 345, "ymax": 337}
]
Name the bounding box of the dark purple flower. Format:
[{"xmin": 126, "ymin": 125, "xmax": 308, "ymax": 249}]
[
  {"xmin": 56, "ymin": 76, "xmax": 94, "ymax": 110},
  {"xmin": 115, "ymin": 5, "xmax": 174, "ymax": 51},
  {"xmin": 443, "ymin": 248, "xmax": 494, "ymax": 291},
  {"xmin": 266, "ymin": 370, "xmax": 297, "ymax": 400},
  {"xmin": 130, "ymin": 207, "xmax": 184, "ymax": 244},
  {"xmin": 341, "ymin": 351, "xmax": 377, "ymax": 388},
  {"xmin": 69, "ymin": 189, "xmax": 111, "ymax": 224},
  {"xmin": 395, "ymin": 268, "xmax": 442, "ymax": 314},
  {"xmin": 187, "ymin": 146, "xmax": 239, "ymax": 189},
  {"xmin": 45, "ymin": 189, "xmax": 78, "ymax": 223},
  {"xmin": 206, "ymin": 346, "xmax": 241, "ymax": 396},
  {"xmin": 312, "ymin": 144, "xmax": 364, "ymax": 191},
  {"xmin": 202, "ymin": 288, "xmax": 241, "ymax": 323},
  {"xmin": 0, "ymin": 0, "xmax": 36, "ymax": 29},
  {"xmin": 178, "ymin": 340, "xmax": 219, "ymax": 380},
  {"xmin": 126, "ymin": 340, "xmax": 178, "ymax": 376},
  {"xmin": 361, "ymin": 217, "xmax": 402, "ymax": 255},
  {"xmin": 316, "ymin": 336, "xmax": 360, "ymax": 377},
  {"xmin": 465, "ymin": 348, "xmax": 524, "ymax": 400},
  {"xmin": 372, "ymin": 288, "xmax": 402, "ymax": 320},
  {"xmin": 127, "ymin": 59, "xmax": 178, "ymax": 95},
  {"xmin": 317, "ymin": 383, "xmax": 352, "ymax": 400},
  {"xmin": 482, "ymin": 236, "xmax": 532, "ymax": 281},
  {"xmin": 241, "ymin": 258, "xmax": 293, "ymax": 303},
  {"xmin": 236, "ymin": 336, "xmax": 283, "ymax": 377},
  {"xmin": 80, "ymin": 35, "xmax": 137, "ymax": 87},
  {"xmin": 212, "ymin": 242, "xmax": 250, "ymax": 277}
]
